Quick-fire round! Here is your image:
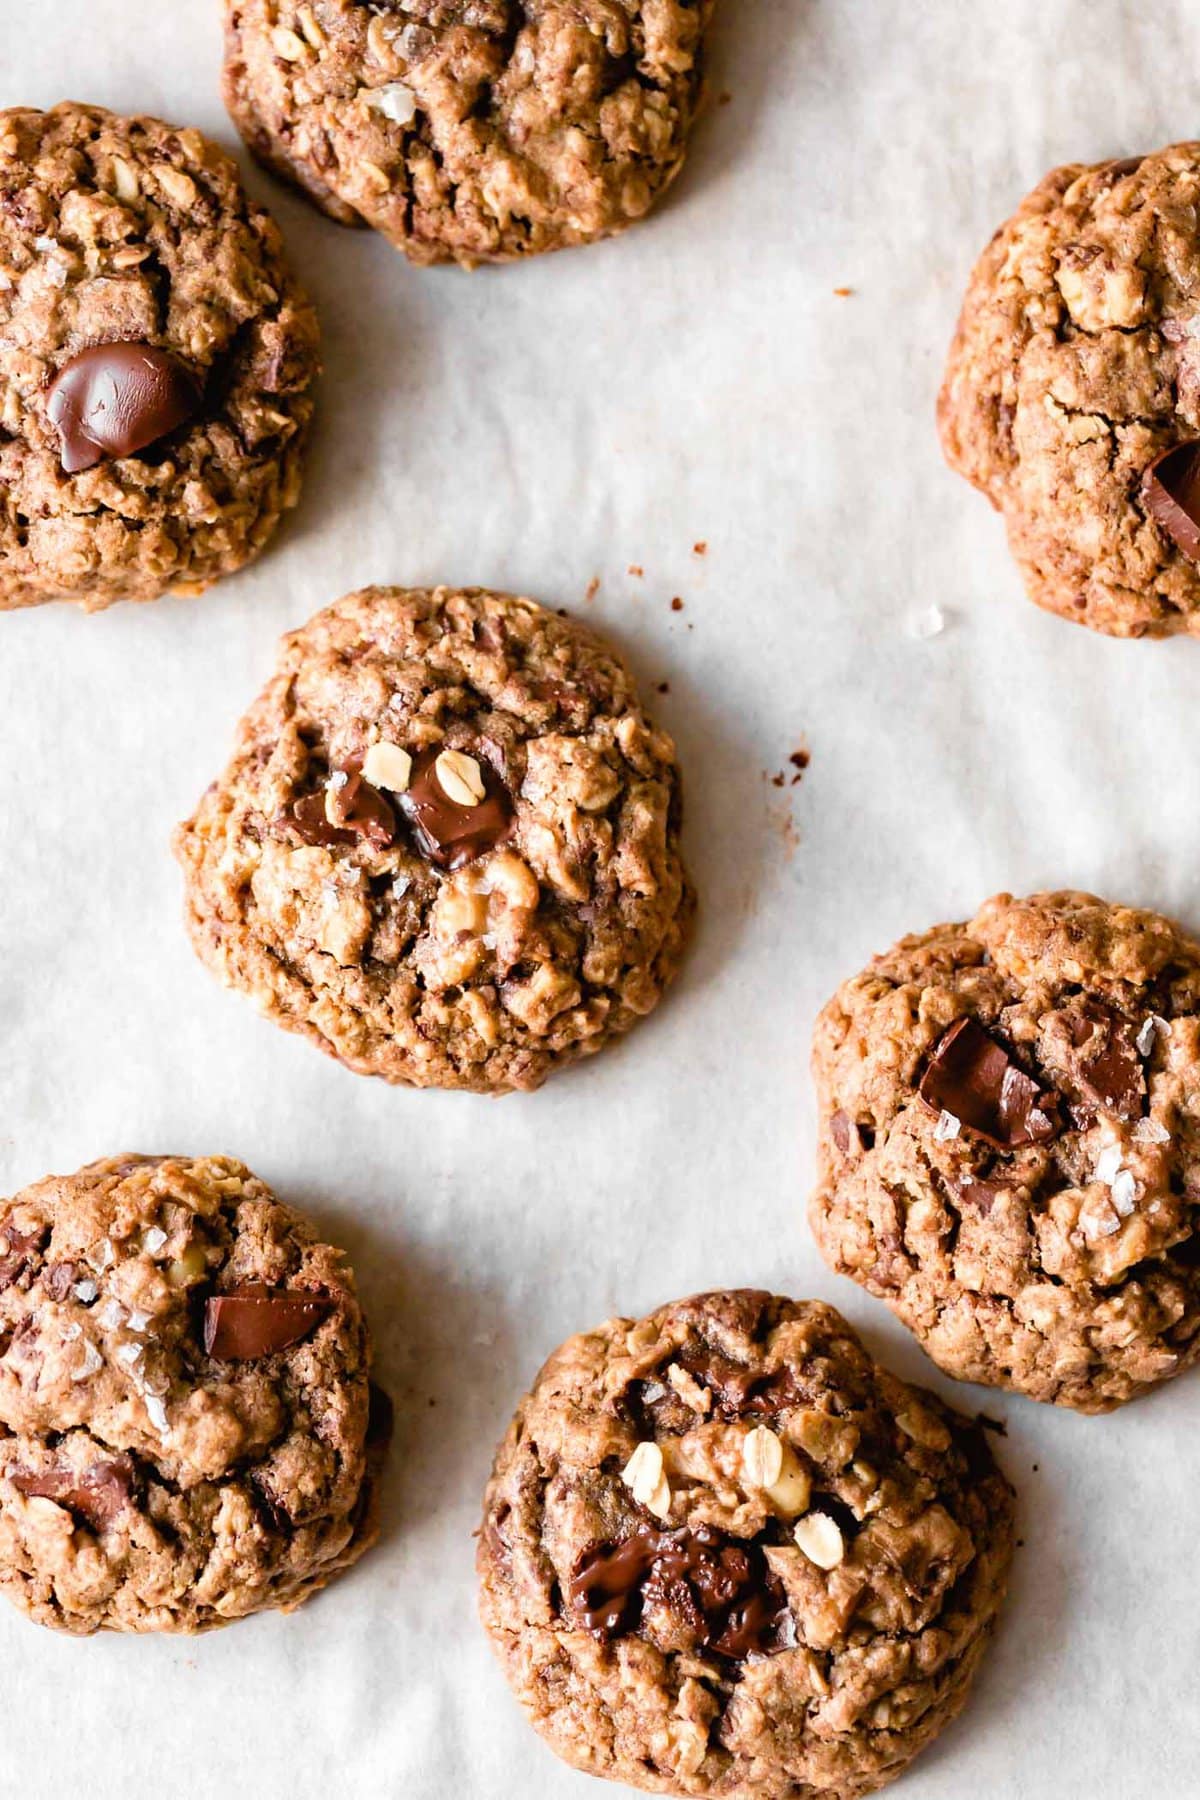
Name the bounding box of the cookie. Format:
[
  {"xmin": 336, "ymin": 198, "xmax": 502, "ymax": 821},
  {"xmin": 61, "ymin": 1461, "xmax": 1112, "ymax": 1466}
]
[
  {"xmin": 0, "ymin": 103, "xmax": 319, "ymax": 612},
  {"xmin": 222, "ymin": 1, "xmax": 714, "ymax": 267},
  {"xmin": 175, "ymin": 584, "xmax": 693, "ymax": 1094},
  {"xmin": 478, "ymin": 1290, "xmax": 1013, "ymax": 1800},
  {"xmin": 935, "ymin": 145, "xmax": 1200, "ymax": 638},
  {"xmin": 811, "ymin": 890, "xmax": 1200, "ymax": 1412},
  {"xmin": 0, "ymin": 1154, "xmax": 389, "ymax": 1634}
]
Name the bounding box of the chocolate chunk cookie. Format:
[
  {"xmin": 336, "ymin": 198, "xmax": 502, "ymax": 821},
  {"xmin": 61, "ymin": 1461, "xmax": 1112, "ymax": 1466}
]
[
  {"xmin": 0, "ymin": 103, "xmax": 319, "ymax": 611},
  {"xmin": 0, "ymin": 1155, "xmax": 388, "ymax": 1634},
  {"xmin": 174, "ymin": 585, "xmax": 693, "ymax": 1094},
  {"xmin": 937, "ymin": 145, "xmax": 1200, "ymax": 638},
  {"xmin": 811, "ymin": 891, "xmax": 1200, "ymax": 1412},
  {"xmin": 478, "ymin": 1290, "xmax": 1013, "ymax": 1800},
  {"xmin": 222, "ymin": 1, "xmax": 715, "ymax": 267}
]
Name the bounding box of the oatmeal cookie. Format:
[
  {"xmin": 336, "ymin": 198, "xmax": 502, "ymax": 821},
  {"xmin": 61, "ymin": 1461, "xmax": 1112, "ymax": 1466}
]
[
  {"xmin": 937, "ymin": 145, "xmax": 1200, "ymax": 638},
  {"xmin": 0, "ymin": 102, "xmax": 319, "ymax": 611},
  {"xmin": 811, "ymin": 891, "xmax": 1200, "ymax": 1412},
  {"xmin": 478, "ymin": 1289, "xmax": 1014, "ymax": 1800},
  {"xmin": 174, "ymin": 584, "xmax": 693, "ymax": 1094},
  {"xmin": 221, "ymin": 1, "xmax": 715, "ymax": 266},
  {"xmin": 0, "ymin": 1154, "xmax": 389, "ymax": 1634}
]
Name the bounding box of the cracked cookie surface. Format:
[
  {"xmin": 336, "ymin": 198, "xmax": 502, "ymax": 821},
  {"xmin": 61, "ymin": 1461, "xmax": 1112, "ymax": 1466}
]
[
  {"xmin": 174, "ymin": 584, "xmax": 693, "ymax": 1094},
  {"xmin": 0, "ymin": 1154, "xmax": 386, "ymax": 1634},
  {"xmin": 938, "ymin": 144, "xmax": 1200, "ymax": 638},
  {"xmin": 0, "ymin": 103, "xmax": 318, "ymax": 611},
  {"xmin": 222, "ymin": 0, "xmax": 715, "ymax": 266},
  {"xmin": 478, "ymin": 1290, "xmax": 1013, "ymax": 1800},
  {"xmin": 811, "ymin": 891, "xmax": 1200, "ymax": 1412}
]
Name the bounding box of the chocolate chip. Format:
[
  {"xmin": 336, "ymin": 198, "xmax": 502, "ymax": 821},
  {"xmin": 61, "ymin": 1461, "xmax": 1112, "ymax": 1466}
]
[
  {"xmin": 41, "ymin": 1261, "xmax": 77, "ymax": 1302},
  {"xmin": 955, "ymin": 1178, "xmax": 1006, "ymax": 1216},
  {"xmin": 0, "ymin": 1221, "xmax": 46, "ymax": 1294},
  {"xmin": 919, "ymin": 1018, "xmax": 1056, "ymax": 1149},
  {"xmin": 1143, "ymin": 441, "xmax": 1200, "ymax": 563},
  {"xmin": 830, "ymin": 1110, "xmax": 854, "ymax": 1155},
  {"xmin": 400, "ymin": 747, "xmax": 514, "ymax": 871},
  {"xmin": 45, "ymin": 342, "xmax": 201, "ymax": 474},
  {"xmin": 570, "ymin": 1522, "xmax": 790, "ymax": 1659},
  {"xmin": 1101, "ymin": 156, "xmax": 1144, "ymax": 183},
  {"xmin": 1061, "ymin": 1003, "xmax": 1144, "ymax": 1122},
  {"xmin": 10, "ymin": 1455, "xmax": 136, "ymax": 1533},
  {"xmin": 203, "ymin": 1284, "xmax": 331, "ymax": 1360}
]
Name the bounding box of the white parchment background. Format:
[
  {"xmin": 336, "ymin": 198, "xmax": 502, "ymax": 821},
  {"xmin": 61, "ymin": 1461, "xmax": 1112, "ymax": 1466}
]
[{"xmin": 2, "ymin": 1, "xmax": 1200, "ymax": 1794}]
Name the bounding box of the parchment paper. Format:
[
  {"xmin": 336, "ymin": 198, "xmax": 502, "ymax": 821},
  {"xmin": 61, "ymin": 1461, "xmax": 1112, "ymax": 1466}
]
[{"xmin": 3, "ymin": 2, "xmax": 1200, "ymax": 1794}]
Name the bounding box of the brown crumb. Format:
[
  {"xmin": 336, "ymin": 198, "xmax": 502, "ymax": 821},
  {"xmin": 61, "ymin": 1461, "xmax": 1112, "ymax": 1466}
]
[
  {"xmin": 789, "ymin": 749, "xmax": 810, "ymax": 787},
  {"xmin": 655, "ymin": 681, "xmax": 670, "ymax": 695},
  {"xmin": 771, "ymin": 773, "xmax": 785, "ymax": 789},
  {"xmin": 718, "ymin": 91, "xmax": 732, "ymax": 106},
  {"xmin": 833, "ymin": 286, "xmax": 854, "ymax": 298},
  {"xmin": 628, "ymin": 564, "xmax": 644, "ymax": 578},
  {"xmin": 693, "ymin": 541, "xmax": 708, "ymax": 556},
  {"xmin": 584, "ymin": 577, "xmax": 600, "ymax": 604},
  {"xmin": 556, "ymin": 607, "xmax": 569, "ymax": 618},
  {"xmin": 670, "ymin": 596, "xmax": 684, "ymax": 612}
]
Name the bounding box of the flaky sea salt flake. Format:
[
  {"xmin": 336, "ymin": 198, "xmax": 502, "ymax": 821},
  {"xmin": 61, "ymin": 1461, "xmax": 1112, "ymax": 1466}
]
[
  {"xmin": 368, "ymin": 82, "xmax": 417, "ymax": 124},
  {"xmin": 72, "ymin": 1279, "xmax": 98, "ymax": 1304},
  {"xmin": 933, "ymin": 1110, "xmax": 961, "ymax": 1143},
  {"xmin": 1132, "ymin": 1117, "xmax": 1171, "ymax": 1145},
  {"xmin": 142, "ymin": 1227, "xmax": 167, "ymax": 1256},
  {"xmin": 907, "ymin": 604, "xmax": 946, "ymax": 641},
  {"xmin": 1093, "ymin": 1145, "xmax": 1123, "ymax": 1186},
  {"xmin": 144, "ymin": 1394, "xmax": 169, "ymax": 1436},
  {"xmin": 1110, "ymin": 1169, "xmax": 1137, "ymax": 1217},
  {"xmin": 71, "ymin": 1341, "xmax": 103, "ymax": 1383}
]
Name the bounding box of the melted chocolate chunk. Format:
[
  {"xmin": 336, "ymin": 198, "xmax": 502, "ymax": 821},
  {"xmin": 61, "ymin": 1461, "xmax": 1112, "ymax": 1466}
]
[
  {"xmin": 286, "ymin": 792, "xmax": 359, "ymax": 849},
  {"xmin": 203, "ymin": 1284, "xmax": 331, "ymax": 1360},
  {"xmin": 675, "ymin": 1345, "xmax": 802, "ymax": 1419},
  {"xmin": 919, "ymin": 1018, "xmax": 1056, "ymax": 1149},
  {"xmin": 1062, "ymin": 1003, "xmax": 1144, "ymax": 1122},
  {"xmin": 285, "ymin": 767, "xmax": 397, "ymax": 851},
  {"xmin": 325, "ymin": 768, "xmax": 396, "ymax": 849},
  {"xmin": 1143, "ymin": 441, "xmax": 1200, "ymax": 563},
  {"xmin": 570, "ymin": 1522, "xmax": 790, "ymax": 1659},
  {"xmin": 10, "ymin": 1455, "xmax": 136, "ymax": 1532},
  {"xmin": 45, "ymin": 342, "xmax": 200, "ymax": 474},
  {"xmin": 400, "ymin": 748, "xmax": 514, "ymax": 871}
]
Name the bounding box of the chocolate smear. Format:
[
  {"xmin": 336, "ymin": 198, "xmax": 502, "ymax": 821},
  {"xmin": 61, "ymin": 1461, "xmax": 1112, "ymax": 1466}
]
[
  {"xmin": 675, "ymin": 1345, "xmax": 802, "ymax": 1419},
  {"xmin": 1143, "ymin": 441, "xmax": 1200, "ymax": 563},
  {"xmin": 46, "ymin": 342, "xmax": 200, "ymax": 474},
  {"xmin": 10, "ymin": 1455, "xmax": 136, "ymax": 1532},
  {"xmin": 570, "ymin": 1522, "xmax": 790, "ymax": 1659},
  {"xmin": 203, "ymin": 1284, "xmax": 331, "ymax": 1360},
  {"xmin": 919, "ymin": 1018, "xmax": 1056, "ymax": 1149},
  {"xmin": 400, "ymin": 747, "xmax": 514, "ymax": 871}
]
